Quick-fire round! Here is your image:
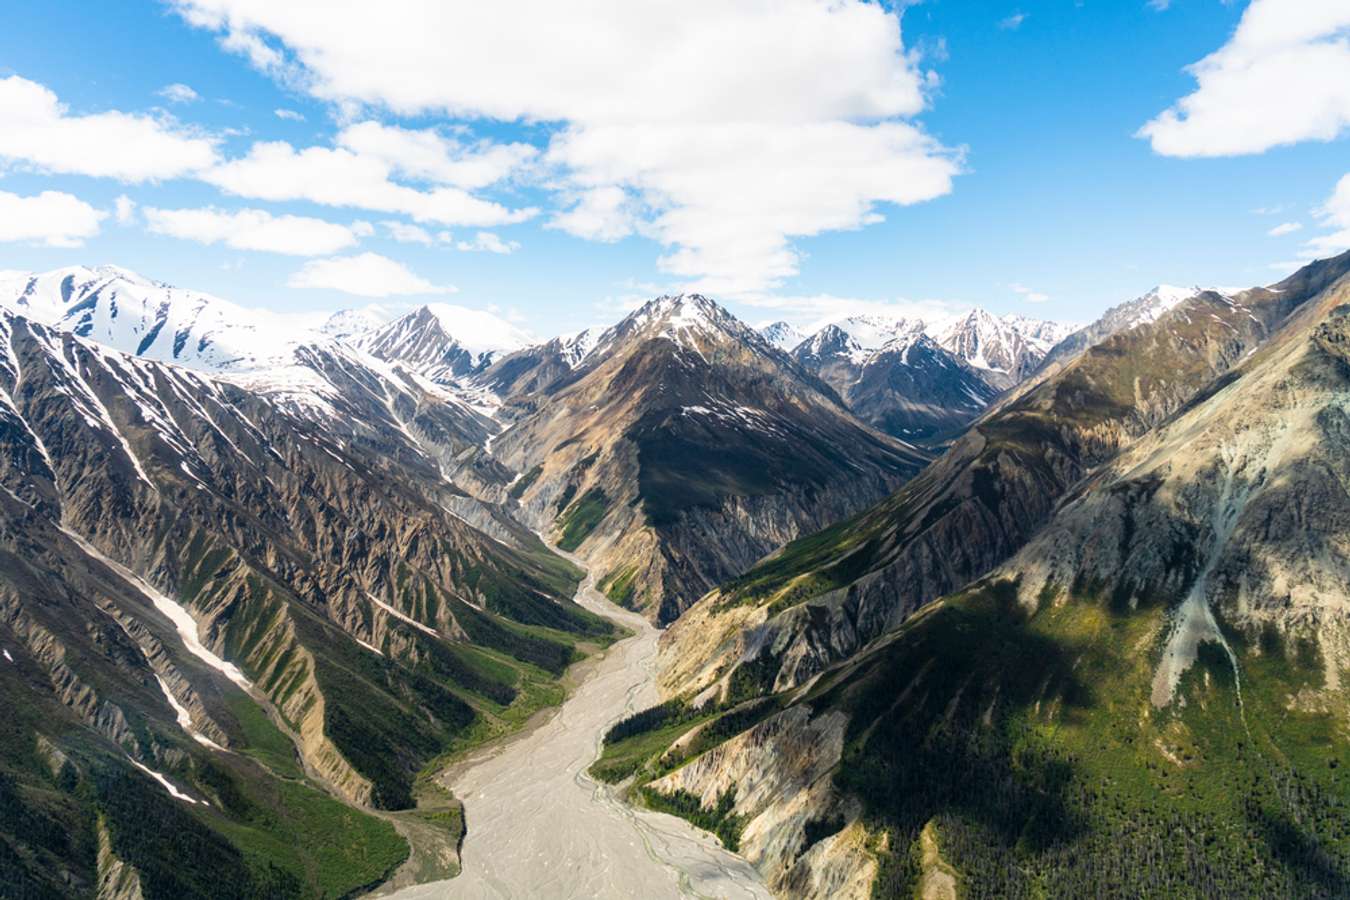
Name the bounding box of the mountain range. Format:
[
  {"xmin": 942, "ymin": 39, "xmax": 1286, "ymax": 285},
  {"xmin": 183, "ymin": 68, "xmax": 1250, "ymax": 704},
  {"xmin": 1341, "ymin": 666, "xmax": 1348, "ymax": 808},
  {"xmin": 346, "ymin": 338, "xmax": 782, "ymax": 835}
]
[
  {"xmin": 6, "ymin": 253, "xmax": 1350, "ymax": 898},
  {"xmin": 636, "ymin": 251, "xmax": 1350, "ymax": 896}
]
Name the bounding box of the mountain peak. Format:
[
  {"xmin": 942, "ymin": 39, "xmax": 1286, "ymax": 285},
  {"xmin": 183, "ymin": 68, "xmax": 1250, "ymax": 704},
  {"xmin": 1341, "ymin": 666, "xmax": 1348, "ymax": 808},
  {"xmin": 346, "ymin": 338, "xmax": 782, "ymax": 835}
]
[
  {"xmin": 610, "ymin": 292, "xmax": 761, "ymax": 355},
  {"xmin": 759, "ymin": 321, "xmax": 806, "ymax": 351}
]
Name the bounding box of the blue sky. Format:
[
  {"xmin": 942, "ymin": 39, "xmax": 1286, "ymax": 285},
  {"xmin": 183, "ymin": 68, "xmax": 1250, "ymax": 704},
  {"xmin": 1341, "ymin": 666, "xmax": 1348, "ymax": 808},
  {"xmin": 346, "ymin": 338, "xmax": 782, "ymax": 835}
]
[{"xmin": 0, "ymin": 0, "xmax": 1347, "ymax": 338}]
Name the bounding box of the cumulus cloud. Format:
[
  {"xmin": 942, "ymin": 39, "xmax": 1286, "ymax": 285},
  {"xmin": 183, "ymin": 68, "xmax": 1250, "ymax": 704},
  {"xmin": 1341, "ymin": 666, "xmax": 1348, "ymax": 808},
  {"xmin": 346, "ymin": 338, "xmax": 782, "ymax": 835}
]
[
  {"xmin": 1139, "ymin": 1, "xmax": 1350, "ymax": 157},
  {"xmin": 337, "ymin": 121, "xmax": 536, "ymax": 190},
  {"xmin": 143, "ymin": 206, "xmax": 361, "ymax": 255},
  {"xmin": 169, "ymin": 0, "xmax": 958, "ymax": 294},
  {"xmin": 549, "ymin": 120, "xmax": 957, "ymax": 295},
  {"xmin": 456, "ymin": 231, "xmax": 519, "ymax": 254},
  {"xmin": 547, "ymin": 186, "xmax": 640, "ymax": 243},
  {"xmin": 381, "ymin": 220, "xmax": 435, "ymax": 244},
  {"xmin": 0, "ymin": 75, "xmax": 218, "ymax": 181},
  {"xmin": 157, "ymin": 83, "xmax": 201, "ymax": 104},
  {"xmin": 287, "ymin": 252, "xmax": 451, "ymax": 296},
  {"xmin": 274, "ymin": 108, "xmax": 305, "ymax": 121},
  {"xmin": 1302, "ymin": 173, "xmax": 1350, "ymax": 259},
  {"xmin": 0, "ymin": 190, "xmax": 106, "ymax": 247},
  {"xmin": 202, "ymin": 140, "xmax": 535, "ymax": 226},
  {"xmin": 1010, "ymin": 282, "xmax": 1049, "ymax": 303},
  {"xmin": 114, "ymin": 195, "xmax": 137, "ymax": 225}
]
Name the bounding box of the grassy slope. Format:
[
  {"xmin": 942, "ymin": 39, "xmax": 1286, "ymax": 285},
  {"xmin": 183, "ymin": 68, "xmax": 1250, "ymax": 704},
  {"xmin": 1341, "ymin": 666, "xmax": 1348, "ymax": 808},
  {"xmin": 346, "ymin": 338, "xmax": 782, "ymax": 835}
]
[
  {"xmin": 0, "ymin": 665, "xmax": 406, "ymax": 900},
  {"xmin": 604, "ymin": 578, "xmax": 1350, "ymax": 896}
]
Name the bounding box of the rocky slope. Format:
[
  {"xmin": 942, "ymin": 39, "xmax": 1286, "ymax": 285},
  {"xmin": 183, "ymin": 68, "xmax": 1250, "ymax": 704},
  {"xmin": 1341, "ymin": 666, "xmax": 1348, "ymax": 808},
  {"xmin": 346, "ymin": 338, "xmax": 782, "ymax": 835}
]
[
  {"xmin": 597, "ymin": 252, "xmax": 1350, "ymax": 896},
  {"xmin": 1036, "ymin": 284, "xmax": 1199, "ymax": 376},
  {"xmin": 0, "ymin": 307, "xmax": 613, "ymax": 897},
  {"xmin": 660, "ymin": 251, "xmax": 1350, "ymax": 710},
  {"xmin": 482, "ymin": 294, "xmax": 929, "ymax": 623}
]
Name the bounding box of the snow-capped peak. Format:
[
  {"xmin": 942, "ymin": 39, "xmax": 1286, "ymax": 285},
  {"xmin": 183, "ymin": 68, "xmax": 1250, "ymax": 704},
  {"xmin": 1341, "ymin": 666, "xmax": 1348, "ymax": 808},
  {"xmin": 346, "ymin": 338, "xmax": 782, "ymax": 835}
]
[
  {"xmin": 933, "ymin": 308, "xmax": 1072, "ymax": 381},
  {"xmin": 396, "ymin": 304, "xmax": 532, "ymax": 357},
  {"xmin": 759, "ymin": 321, "xmax": 805, "ymax": 351},
  {"xmin": 359, "ymin": 303, "xmax": 534, "ymax": 383},
  {"xmin": 0, "ymin": 265, "xmax": 306, "ymax": 371},
  {"xmin": 560, "ymin": 328, "xmax": 600, "ymax": 369},
  {"xmin": 1132, "ymin": 285, "xmax": 1202, "ymax": 324},
  {"xmin": 321, "ymin": 306, "xmax": 390, "ymax": 342},
  {"xmin": 827, "ymin": 315, "xmax": 927, "ymax": 355}
]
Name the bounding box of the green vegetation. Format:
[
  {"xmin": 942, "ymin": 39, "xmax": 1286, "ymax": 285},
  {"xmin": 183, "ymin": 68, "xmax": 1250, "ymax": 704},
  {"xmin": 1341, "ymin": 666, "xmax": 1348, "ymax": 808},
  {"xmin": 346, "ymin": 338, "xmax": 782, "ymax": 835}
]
[
  {"xmin": 640, "ymin": 786, "xmax": 746, "ymax": 851},
  {"xmin": 508, "ymin": 464, "xmax": 543, "ymax": 498},
  {"xmin": 819, "ymin": 581, "xmax": 1350, "ymax": 897},
  {"xmin": 591, "ymin": 715, "xmax": 712, "ymax": 784},
  {"xmin": 222, "ymin": 691, "xmax": 304, "ymax": 779},
  {"xmin": 556, "ymin": 487, "xmax": 609, "ymax": 551},
  {"xmin": 208, "ymin": 773, "xmax": 408, "ymax": 898},
  {"xmin": 593, "ymin": 576, "xmax": 1350, "ymax": 896},
  {"xmin": 599, "ymin": 564, "xmax": 639, "ymax": 608}
]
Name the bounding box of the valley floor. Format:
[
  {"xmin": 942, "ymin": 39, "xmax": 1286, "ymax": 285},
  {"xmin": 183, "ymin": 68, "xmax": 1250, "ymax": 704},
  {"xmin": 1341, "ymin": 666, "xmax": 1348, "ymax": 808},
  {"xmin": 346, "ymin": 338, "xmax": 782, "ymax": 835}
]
[{"xmin": 382, "ymin": 552, "xmax": 771, "ymax": 899}]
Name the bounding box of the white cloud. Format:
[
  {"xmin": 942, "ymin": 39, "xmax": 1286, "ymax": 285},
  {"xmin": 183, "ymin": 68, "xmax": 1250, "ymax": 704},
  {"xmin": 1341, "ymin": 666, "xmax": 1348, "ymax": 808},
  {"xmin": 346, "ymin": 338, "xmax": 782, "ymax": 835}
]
[
  {"xmin": 144, "ymin": 206, "xmax": 361, "ymax": 255},
  {"xmin": 170, "ymin": 1, "xmax": 957, "ymax": 295},
  {"xmin": 547, "ymin": 186, "xmax": 639, "ymax": 243},
  {"xmin": 1148, "ymin": 0, "xmax": 1171, "ymax": 11},
  {"xmin": 158, "ymin": 83, "xmax": 201, "ymax": 104},
  {"xmin": 0, "ymin": 75, "xmax": 218, "ymax": 182},
  {"xmin": 999, "ymin": 12, "xmax": 1027, "ymax": 30},
  {"xmin": 1010, "ymin": 282, "xmax": 1049, "ymax": 303},
  {"xmin": 114, "ymin": 195, "xmax": 137, "ymax": 225},
  {"xmin": 274, "ymin": 108, "xmax": 305, "ymax": 121},
  {"xmin": 202, "ymin": 140, "xmax": 535, "ymax": 226},
  {"xmin": 1139, "ymin": 1, "xmax": 1350, "ymax": 157},
  {"xmin": 549, "ymin": 120, "xmax": 957, "ymax": 295},
  {"xmin": 0, "ymin": 190, "xmax": 106, "ymax": 247},
  {"xmin": 337, "ymin": 121, "xmax": 536, "ymax": 189},
  {"xmin": 1302, "ymin": 172, "xmax": 1350, "ymax": 259},
  {"xmin": 456, "ymin": 231, "xmax": 519, "ymax": 254},
  {"xmin": 287, "ymin": 252, "xmax": 452, "ymax": 296},
  {"xmin": 1268, "ymin": 221, "xmax": 1303, "ymax": 237},
  {"xmin": 381, "ymin": 220, "xmax": 435, "ymax": 244}
]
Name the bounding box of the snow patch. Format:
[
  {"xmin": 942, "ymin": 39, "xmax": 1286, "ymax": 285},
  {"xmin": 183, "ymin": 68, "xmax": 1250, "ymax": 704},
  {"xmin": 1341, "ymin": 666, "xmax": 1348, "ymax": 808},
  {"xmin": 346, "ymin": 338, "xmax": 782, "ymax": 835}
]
[
  {"xmin": 127, "ymin": 756, "xmax": 203, "ymax": 805},
  {"xmin": 154, "ymin": 675, "xmax": 225, "ymax": 751},
  {"xmin": 62, "ymin": 528, "xmax": 252, "ymax": 691},
  {"xmin": 368, "ymin": 592, "xmax": 440, "ymax": 638}
]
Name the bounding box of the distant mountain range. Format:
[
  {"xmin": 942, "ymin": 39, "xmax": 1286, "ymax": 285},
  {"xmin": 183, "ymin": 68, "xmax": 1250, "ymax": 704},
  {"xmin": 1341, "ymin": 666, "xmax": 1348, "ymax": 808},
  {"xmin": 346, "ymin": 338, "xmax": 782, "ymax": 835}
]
[
  {"xmin": 8, "ymin": 253, "xmax": 1345, "ymax": 899},
  {"xmin": 757, "ymin": 308, "xmax": 1074, "ymax": 441}
]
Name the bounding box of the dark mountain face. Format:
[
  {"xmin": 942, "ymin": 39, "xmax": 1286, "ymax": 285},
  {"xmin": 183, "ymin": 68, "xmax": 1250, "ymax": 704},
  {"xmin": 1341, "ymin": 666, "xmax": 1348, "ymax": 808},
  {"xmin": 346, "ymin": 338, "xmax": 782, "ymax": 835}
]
[
  {"xmin": 0, "ymin": 309, "xmax": 613, "ymax": 897},
  {"xmin": 485, "ymin": 294, "xmax": 930, "ymax": 623},
  {"xmin": 793, "ymin": 328, "xmax": 1001, "ymax": 443}
]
